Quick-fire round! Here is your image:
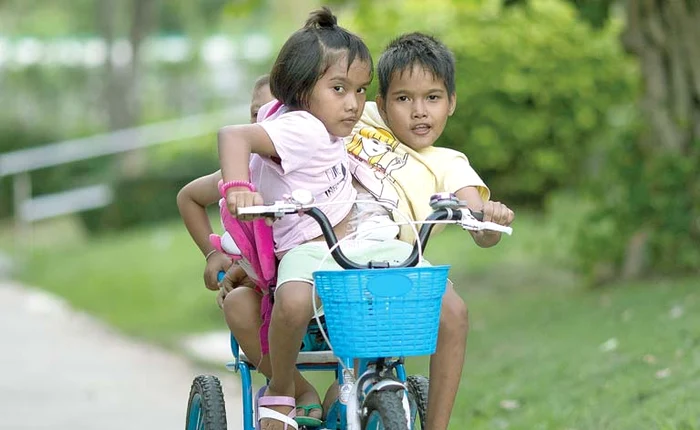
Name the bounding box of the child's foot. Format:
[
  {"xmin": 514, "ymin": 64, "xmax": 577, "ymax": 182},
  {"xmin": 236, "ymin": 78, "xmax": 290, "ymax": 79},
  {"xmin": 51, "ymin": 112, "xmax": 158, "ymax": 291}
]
[
  {"xmin": 258, "ymin": 386, "xmax": 296, "ymax": 430},
  {"xmin": 322, "ymin": 380, "xmax": 340, "ymax": 419},
  {"xmin": 295, "ymin": 384, "xmax": 323, "ymax": 424}
]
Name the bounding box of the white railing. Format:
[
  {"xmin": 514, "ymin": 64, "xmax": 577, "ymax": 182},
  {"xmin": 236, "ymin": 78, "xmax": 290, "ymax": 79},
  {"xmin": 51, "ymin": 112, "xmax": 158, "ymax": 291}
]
[{"xmin": 0, "ymin": 104, "xmax": 247, "ymax": 241}]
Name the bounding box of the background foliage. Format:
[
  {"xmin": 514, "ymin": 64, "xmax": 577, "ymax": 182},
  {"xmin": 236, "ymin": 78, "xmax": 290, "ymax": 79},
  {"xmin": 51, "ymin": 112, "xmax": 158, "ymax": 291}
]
[
  {"xmin": 350, "ymin": 0, "xmax": 638, "ymax": 207},
  {"xmin": 1, "ymin": 0, "xmax": 698, "ymax": 282}
]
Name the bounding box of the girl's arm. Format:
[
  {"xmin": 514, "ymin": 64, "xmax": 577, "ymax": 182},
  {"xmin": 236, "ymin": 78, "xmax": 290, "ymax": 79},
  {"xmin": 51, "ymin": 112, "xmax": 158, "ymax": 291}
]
[
  {"xmin": 455, "ymin": 186, "xmax": 514, "ymax": 248},
  {"xmin": 217, "ymin": 124, "xmax": 278, "ymax": 217}
]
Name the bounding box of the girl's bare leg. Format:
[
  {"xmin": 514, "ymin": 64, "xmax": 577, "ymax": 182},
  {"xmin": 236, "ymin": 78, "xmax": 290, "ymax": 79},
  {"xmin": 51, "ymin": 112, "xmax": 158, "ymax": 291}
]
[
  {"xmin": 260, "ymin": 281, "xmax": 316, "ymax": 430},
  {"xmin": 222, "ymin": 287, "xmax": 321, "ymax": 422}
]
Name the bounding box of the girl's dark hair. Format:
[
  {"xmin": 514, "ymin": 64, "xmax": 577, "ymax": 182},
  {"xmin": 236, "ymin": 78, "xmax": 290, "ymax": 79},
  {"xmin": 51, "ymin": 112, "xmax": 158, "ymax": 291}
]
[
  {"xmin": 269, "ymin": 7, "xmax": 373, "ymax": 110},
  {"xmin": 377, "ymin": 32, "xmax": 456, "ymax": 100}
]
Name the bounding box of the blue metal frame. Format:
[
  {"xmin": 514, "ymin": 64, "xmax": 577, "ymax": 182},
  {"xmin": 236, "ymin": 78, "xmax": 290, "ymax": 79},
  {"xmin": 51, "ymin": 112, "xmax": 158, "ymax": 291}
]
[
  {"xmin": 228, "ymin": 330, "xmax": 414, "ymax": 429},
  {"xmin": 238, "ymin": 362, "xmax": 254, "ymax": 430},
  {"xmin": 230, "ymin": 332, "xmax": 347, "ymax": 429}
]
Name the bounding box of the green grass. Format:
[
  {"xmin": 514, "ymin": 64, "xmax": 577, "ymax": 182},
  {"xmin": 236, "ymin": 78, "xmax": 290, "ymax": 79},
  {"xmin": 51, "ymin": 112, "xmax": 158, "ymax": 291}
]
[
  {"xmin": 427, "ymin": 277, "xmax": 700, "ymax": 429},
  {"xmin": 16, "ymin": 216, "xmax": 222, "ymax": 344},
  {"xmin": 12, "ymin": 212, "xmax": 700, "ymax": 428}
]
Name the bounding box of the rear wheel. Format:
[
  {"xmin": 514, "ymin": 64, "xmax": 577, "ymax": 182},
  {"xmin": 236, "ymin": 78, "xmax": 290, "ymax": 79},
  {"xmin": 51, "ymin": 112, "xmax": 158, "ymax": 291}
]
[
  {"xmin": 186, "ymin": 375, "xmax": 227, "ymax": 430},
  {"xmin": 362, "ymin": 390, "xmax": 409, "ymax": 430},
  {"xmin": 407, "ymin": 375, "xmax": 429, "ymax": 429}
]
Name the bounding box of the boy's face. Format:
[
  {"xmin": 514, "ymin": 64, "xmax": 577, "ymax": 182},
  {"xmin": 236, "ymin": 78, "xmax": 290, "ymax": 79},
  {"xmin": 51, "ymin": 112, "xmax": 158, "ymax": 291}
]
[
  {"xmin": 377, "ymin": 64, "xmax": 456, "ymax": 151},
  {"xmin": 250, "ymin": 84, "xmax": 274, "ymax": 123}
]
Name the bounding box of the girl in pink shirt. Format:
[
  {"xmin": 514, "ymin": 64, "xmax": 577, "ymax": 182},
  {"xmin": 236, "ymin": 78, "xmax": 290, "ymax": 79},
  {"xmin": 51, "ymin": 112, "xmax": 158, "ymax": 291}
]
[{"xmin": 217, "ymin": 8, "xmax": 372, "ymax": 430}]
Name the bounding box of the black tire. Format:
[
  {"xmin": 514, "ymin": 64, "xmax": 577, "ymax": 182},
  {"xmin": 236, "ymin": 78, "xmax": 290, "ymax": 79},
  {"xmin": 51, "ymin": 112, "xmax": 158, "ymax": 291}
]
[
  {"xmin": 185, "ymin": 375, "xmax": 227, "ymax": 430},
  {"xmin": 362, "ymin": 390, "xmax": 410, "ymax": 430},
  {"xmin": 407, "ymin": 375, "xmax": 429, "ymax": 429}
]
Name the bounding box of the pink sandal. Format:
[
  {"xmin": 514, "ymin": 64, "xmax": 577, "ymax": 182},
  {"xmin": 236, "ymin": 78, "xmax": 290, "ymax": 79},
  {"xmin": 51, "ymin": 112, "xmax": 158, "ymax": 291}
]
[{"xmin": 255, "ymin": 387, "xmax": 299, "ymax": 430}]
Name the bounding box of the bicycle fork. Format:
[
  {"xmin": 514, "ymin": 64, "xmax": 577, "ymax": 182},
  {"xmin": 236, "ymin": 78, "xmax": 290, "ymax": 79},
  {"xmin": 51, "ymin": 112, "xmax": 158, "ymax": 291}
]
[{"xmin": 343, "ymin": 359, "xmax": 412, "ymax": 429}]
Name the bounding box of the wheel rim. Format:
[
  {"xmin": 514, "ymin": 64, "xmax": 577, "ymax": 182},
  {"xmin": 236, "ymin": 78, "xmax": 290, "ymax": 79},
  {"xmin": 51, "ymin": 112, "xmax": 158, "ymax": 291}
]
[
  {"xmin": 187, "ymin": 393, "xmax": 203, "ymax": 430},
  {"xmin": 408, "ymin": 396, "xmax": 418, "ymax": 428},
  {"xmin": 365, "ymin": 410, "xmax": 384, "ymax": 430}
]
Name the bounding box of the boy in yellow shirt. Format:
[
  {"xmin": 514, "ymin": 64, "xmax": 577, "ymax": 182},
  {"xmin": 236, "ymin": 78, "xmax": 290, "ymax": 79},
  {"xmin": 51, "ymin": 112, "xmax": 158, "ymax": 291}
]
[{"xmin": 344, "ymin": 32, "xmax": 514, "ymax": 429}]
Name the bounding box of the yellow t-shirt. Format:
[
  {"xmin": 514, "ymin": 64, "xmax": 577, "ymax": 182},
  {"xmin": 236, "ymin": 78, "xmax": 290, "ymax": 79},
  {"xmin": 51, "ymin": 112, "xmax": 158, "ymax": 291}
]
[{"xmin": 345, "ymin": 102, "xmax": 490, "ymax": 242}]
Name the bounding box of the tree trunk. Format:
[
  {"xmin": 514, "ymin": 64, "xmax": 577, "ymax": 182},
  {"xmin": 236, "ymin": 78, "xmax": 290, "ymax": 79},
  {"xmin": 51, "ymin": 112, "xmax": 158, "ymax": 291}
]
[
  {"xmin": 98, "ymin": 0, "xmax": 131, "ymax": 131},
  {"xmin": 98, "ymin": 0, "xmax": 157, "ymax": 177},
  {"xmin": 618, "ymin": 0, "xmax": 700, "ymax": 278}
]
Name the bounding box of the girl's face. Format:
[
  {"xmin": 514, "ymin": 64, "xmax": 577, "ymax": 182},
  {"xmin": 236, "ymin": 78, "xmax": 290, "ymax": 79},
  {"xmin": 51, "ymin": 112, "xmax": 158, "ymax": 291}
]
[{"xmin": 307, "ymin": 54, "xmax": 372, "ymax": 137}]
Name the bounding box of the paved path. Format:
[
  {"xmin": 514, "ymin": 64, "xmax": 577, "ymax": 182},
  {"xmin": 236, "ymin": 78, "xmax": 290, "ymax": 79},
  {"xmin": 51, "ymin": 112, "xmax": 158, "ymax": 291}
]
[{"xmin": 0, "ymin": 281, "xmax": 242, "ymax": 429}]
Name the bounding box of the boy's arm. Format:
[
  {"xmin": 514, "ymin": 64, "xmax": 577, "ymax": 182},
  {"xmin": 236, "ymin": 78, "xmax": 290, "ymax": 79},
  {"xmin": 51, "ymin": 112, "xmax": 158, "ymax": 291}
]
[
  {"xmin": 455, "ymin": 186, "xmax": 514, "ymax": 248},
  {"xmin": 438, "ymin": 151, "xmax": 513, "ymax": 247},
  {"xmin": 177, "ymin": 170, "xmax": 233, "ymax": 290},
  {"xmin": 177, "ymin": 170, "xmax": 222, "ymax": 255}
]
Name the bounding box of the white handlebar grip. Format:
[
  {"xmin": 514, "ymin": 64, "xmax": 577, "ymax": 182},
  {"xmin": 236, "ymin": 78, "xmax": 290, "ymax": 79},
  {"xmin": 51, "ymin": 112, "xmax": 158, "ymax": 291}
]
[
  {"xmin": 237, "ymin": 202, "xmax": 298, "ymax": 216},
  {"xmin": 482, "ymin": 222, "xmax": 513, "ymax": 235},
  {"xmin": 237, "ymin": 205, "xmax": 275, "ymax": 215}
]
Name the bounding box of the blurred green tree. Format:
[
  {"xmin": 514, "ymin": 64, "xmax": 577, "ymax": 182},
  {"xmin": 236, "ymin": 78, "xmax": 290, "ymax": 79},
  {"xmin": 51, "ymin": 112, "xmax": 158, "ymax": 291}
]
[
  {"xmin": 508, "ymin": 0, "xmax": 700, "ymax": 282},
  {"xmin": 348, "ymin": 0, "xmax": 637, "ymax": 208}
]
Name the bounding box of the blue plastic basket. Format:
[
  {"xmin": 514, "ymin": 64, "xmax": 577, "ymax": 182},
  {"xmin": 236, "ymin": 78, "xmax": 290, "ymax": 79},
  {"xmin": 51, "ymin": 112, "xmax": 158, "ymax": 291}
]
[{"xmin": 313, "ymin": 265, "xmax": 450, "ymax": 358}]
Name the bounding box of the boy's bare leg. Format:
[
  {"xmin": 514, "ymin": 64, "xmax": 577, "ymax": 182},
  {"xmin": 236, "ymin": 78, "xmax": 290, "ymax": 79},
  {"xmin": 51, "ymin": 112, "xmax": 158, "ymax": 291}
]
[
  {"xmin": 223, "ymin": 288, "xmax": 268, "ymax": 370},
  {"xmin": 223, "ymin": 288, "xmax": 321, "ymax": 421},
  {"xmin": 261, "ymin": 281, "xmax": 316, "ymax": 430},
  {"xmin": 425, "ymin": 283, "xmax": 469, "ymax": 430}
]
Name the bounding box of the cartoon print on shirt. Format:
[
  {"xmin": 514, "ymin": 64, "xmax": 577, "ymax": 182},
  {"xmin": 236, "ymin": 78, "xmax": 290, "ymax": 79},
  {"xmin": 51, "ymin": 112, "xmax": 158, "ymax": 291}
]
[{"xmin": 346, "ymin": 126, "xmax": 408, "ymax": 206}]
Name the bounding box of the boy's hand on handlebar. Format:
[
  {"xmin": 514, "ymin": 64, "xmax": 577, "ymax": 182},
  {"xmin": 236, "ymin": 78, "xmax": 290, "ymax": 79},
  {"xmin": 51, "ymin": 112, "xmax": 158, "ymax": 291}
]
[
  {"xmin": 470, "ymin": 201, "xmax": 514, "ymax": 247},
  {"xmin": 482, "ymin": 201, "xmax": 515, "ymax": 226},
  {"xmin": 226, "ymin": 189, "xmax": 264, "ymax": 221},
  {"xmin": 204, "ymin": 252, "xmax": 233, "ymax": 291}
]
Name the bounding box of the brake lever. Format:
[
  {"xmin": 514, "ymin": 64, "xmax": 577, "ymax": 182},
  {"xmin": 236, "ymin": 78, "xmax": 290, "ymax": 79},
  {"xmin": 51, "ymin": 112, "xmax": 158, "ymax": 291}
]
[
  {"xmin": 429, "ymin": 192, "xmax": 483, "ymax": 221},
  {"xmin": 235, "ymin": 189, "xmax": 315, "ymax": 218},
  {"xmin": 469, "ymin": 210, "xmax": 484, "ymax": 222}
]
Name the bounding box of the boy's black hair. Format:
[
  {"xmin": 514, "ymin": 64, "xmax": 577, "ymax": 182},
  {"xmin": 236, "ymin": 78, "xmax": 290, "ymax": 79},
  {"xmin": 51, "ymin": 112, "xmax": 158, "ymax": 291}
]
[
  {"xmin": 252, "ymin": 74, "xmax": 270, "ymax": 93},
  {"xmin": 269, "ymin": 7, "xmax": 373, "ymax": 110},
  {"xmin": 377, "ymin": 32, "xmax": 455, "ymax": 100}
]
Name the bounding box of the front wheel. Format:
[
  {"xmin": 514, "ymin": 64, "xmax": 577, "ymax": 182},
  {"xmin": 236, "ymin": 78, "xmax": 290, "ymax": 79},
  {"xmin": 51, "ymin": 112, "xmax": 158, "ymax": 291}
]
[
  {"xmin": 186, "ymin": 375, "xmax": 227, "ymax": 430},
  {"xmin": 361, "ymin": 390, "xmax": 410, "ymax": 430},
  {"xmin": 407, "ymin": 375, "xmax": 429, "ymax": 429}
]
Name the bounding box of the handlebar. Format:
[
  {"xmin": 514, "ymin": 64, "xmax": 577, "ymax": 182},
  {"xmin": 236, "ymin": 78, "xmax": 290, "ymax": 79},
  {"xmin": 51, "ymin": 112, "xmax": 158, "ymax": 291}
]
[
  {"xmin": 236, "ymin": 192, "xmax": 512, "ymax": 270},
  {"xmin": 305, "ymin": 206, "xmax": 468, "ymax": 269}
]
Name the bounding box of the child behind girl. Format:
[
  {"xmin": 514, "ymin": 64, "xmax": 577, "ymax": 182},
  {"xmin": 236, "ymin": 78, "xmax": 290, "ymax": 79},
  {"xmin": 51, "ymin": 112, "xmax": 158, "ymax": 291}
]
[
  {"xmin": 177, "ymin": 74, "xmax": 273, "ymax": 296},
  {"xmin": 218, "ymin": 8, "xmax": 374, "ymax": 429}
]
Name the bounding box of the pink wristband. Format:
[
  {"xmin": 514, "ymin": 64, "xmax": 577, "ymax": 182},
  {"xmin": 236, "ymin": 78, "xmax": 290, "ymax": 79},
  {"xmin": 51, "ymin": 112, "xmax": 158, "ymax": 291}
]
[{"xmin": 219, "ymin": 180, "xmax": 255, "ymax": 198}]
